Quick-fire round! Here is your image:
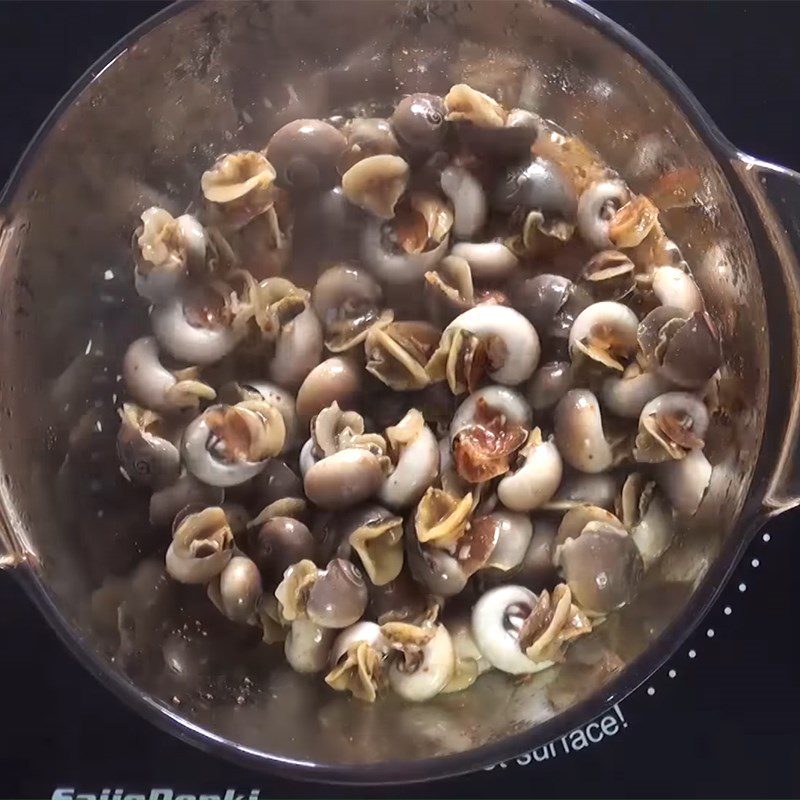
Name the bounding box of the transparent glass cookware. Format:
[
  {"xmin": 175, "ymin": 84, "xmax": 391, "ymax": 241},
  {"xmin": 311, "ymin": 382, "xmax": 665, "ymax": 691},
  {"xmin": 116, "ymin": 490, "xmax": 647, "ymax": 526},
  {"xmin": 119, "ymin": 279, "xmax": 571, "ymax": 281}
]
[{"xmin": 2, "ymin": 0, "xmax": 800, "ymax": 784}]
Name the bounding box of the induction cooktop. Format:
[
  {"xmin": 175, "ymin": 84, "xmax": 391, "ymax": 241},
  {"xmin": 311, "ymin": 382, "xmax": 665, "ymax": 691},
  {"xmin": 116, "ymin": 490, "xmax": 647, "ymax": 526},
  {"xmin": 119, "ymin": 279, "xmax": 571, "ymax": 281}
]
[{"xmin": 1, "ymin": 3, "xmax": 799, "ymax": 798}]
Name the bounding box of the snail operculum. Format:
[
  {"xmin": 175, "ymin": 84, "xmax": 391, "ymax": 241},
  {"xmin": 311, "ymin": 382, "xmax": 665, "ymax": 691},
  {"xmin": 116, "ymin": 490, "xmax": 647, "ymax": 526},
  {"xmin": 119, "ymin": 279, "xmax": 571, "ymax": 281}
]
[
  {"xmin": 525, "ymin": 208, "xmax": 576, "ymax": 245},
  {"xmin": 634, "ymin": 393, "xmax": 708, "ymax": 463},
  {"xmin": 617, "ymin": 471, "xmax": 675, "ymax": 568},
  {"xmin": 322, "ymin": 295, "xmax": 394, "ymax": 354},
  {"xmin": 348, "ymin": 506, "xmax": 405, "ymax": 586},
  {"xmin": 452, "ymin": 397, "xmax": 529, "ymax": 483},
  {"xmin": 365, "ymin": 320, "xmax": 442, "ymax": 391},
  {"xmin": 308, "ymin": 402, "xmax": 391, "ymax": 473},
  {"xmin": 201, "ymin": 150, "xmax": 277, "ymax": 229},
  {"xmin": 206, "ymin": 400, "xmax": 287, "ymax": 463},
  {"xmin": 255, "ymin": 276, "xmax": 310, "ymax": 340},
  {"xmin": 425, "ymin": 327, "xmax": 488, "ymax": 395},
  {"xmin": 227, "ymin": 273, "xmax": 310, "ymax": 350},
  {"xmin": 381, "ymin": 620, "xmax": 436, "ymax": 669},
  {"xmin": 133, "ymin": 208, "xmax": 207, "ymax": 297},
  {"xmin": 341, "ymin": 154, "xmax": 410, "ymax": 219},
  {"xmin": 274, "ymin": 559, "xmax": 319, "ymax": 622},
  {"xmin": 637, "ymin": 412, "xmax": 703, "ymax": 461},
  {"xmin": 617, "ymin": 471, "xmax": 649, "ymax": 530},
  {"xmin": 415, "ymin": 487, "xmax": 474, "ymax": 550},
  {"xmin": 608, "ymin": 194, "xmax": 659, "ymax": 249},
  {"xmin": 569, "ymin": 302, "xmax": 639, "ymax": 372},
  {"xmin": 166, "ymin": 506, "xmax": 234, "ymax": 584},
  {"xmin": 507, "ymin": 209, "xmax": 575, "ymax": 257},
  {"xmin": 311, "ymin": 401, "xmax": 367, "ymax": 458},
  {"xmin": 518, "ymin": 583, "xmax": 592, "ymax": 664},
  {"xmin": 580, "ymin": 250, "xmax": 636, "ymax": 302},
  {"xmin": 255, "ymin": 594, "xmax": 290, "ymax": 644},
  {"xmin": 325, "ymin": 639, "xmax": 386, "ymax": 703},
  {"xmin": 312, "ymin": 265, "xmax": 394, "ymax": 353},
  {"xmin": 135, "ymin": 207, "xmax": 185, "ymax": 272},
  {"xmin": 444, "ymin": 84, "xmax": 507, "ymax": 128},
  {"xmin": 424, "ymin": 254, "xmax": 476, "ymax": 317},
  {"xmin": 324, "ymin": 621, "xmax": 390, "ymax": 702}
]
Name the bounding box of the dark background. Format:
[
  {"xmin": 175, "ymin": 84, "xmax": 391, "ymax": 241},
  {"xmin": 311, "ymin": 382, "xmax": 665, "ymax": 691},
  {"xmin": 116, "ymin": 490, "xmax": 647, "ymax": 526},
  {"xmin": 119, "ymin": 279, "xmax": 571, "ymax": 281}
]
[{"xmin": 1, "ymin": 2, "xmax": 799, "ymax": 798}]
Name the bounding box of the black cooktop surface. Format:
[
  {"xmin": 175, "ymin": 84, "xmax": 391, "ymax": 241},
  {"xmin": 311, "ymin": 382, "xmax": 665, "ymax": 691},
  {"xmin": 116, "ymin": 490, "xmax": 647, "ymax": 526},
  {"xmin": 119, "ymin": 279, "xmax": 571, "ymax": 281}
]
[{"xmin": 2, "ymin": 2, "xmax": 799, "ymax": 798}]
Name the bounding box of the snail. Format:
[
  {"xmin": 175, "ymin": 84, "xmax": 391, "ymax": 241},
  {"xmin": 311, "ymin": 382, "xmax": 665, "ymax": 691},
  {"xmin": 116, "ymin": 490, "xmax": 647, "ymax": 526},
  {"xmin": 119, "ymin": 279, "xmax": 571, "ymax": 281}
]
[
  {"xmin": 383, "ymin": 621, "xmax": 455, "ymax": 702},
  {"xmin": 269, "ymin": 305, "xmax": 325, "ymax": 391},
  {"xmin": 296, "ymin": 356, "xmax": 363, "ymax": 421},
  {"xmin": 378, "ymin": 409, "xmax": 439, "ymax": 511},
  {"xmin": 150, "ymin": 285, "xmax": 243, "ymax": 366},
  {"xmin": 181, "ymin": 402, "xmax": 286, "ymax": 487},
  {"xmin": 116, "ymin": 404, "xmax": 180, "ymax": 489},
  {"xmin": 117, "ymin": 79, "xmax": 722, "ymax": 706},
  {"xmin": 165, "ymin": 506, "xmax": 234, "ymax": 584},
  {"xmin": 122, "ymin": 337, "xmax": 215, "ymax": 414},
  {"xmin": 391, "ymin": 93, "xmax": 447, "ymax": 151},
  {"xmin": 569, "ymin": 301, "xmax": 639, "ymax": 371},
  {"xmin": 250, "ymin": 516, "xmax": 315, "ymax": 589},
  {"xmin": 325, "ymin": 621, "xmax": 390, "ymax": 702},
  {"xmin": 471, "ymin": 584, "xmax": 591, "ymax": 674},
  {"xmin": 207, "ymin": 554, "xmax": 262, "ymax": 624},
  {"xmin": 276, "ymin": 558, "xmax": 369, "ymax": 629},
  {"xmin": 526, "ymin": 361, "xmax": 573, "ymax": 412},
  {"xmin": 304, "ymin": 448, "xmax": 385, "ymax": 510},
  {"xmin": 633, "ymin": 391, "xmax": 710, "ymax": 463},
  {"xmin": 266, "ymin": 118, "xmax": 347, "ymax": 190},
  {"xmin": 201, "ymin": 150, "xmax": 277, "ymax": 230},
  {"xmin": 440, "ymin": 306, "xmax": 540, "ymax": 386},
  {"xmin": 311, "ymin": 265, "xmax": 391, "ymax": 353},
  {"xmin": 555, "ymin": 520, "xmax": 644, "ymax": 614},
  {"xmin": 450, "ymin": 386, "xmax": 531, "ymax": 483},
  {"xmin": 638, "ymin": 306, "xmax": 721, "ymax": 389},
  {"xmin": 285, "ymin": 620, "xmax": 336, "ymax": 674},
  {"xmin": 497, "ymin": 428, "xmax": 563, "ymax": 512},
  {"xmin": 553, "ymin": 389, "xmax": 617, "ymax": 473},
  {"xmin": 652, "ymin": 266, "xmax": 703, "ymax": 315},
  {"xmin": 219, "ymin": 380, "xmax": 300, "ymax": 450},
  {"xmin": 360, "ymin": 194, "xmax": 453, "ymax": 284},
  {"xmin": 133, "ymin": 208, "xmax": 207, "ymax": 304},
  {"xmin": 576, "ymin": 179, "xmax": 630, "ymax": 249},
  {"xmin": 493, "ymin": 157, "xmax": 577, "ymax": 227}
]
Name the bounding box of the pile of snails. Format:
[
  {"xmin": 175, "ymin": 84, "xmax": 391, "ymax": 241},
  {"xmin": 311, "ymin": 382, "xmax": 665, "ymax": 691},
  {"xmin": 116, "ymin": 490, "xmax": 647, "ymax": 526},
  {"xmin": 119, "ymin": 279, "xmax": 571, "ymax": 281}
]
[{"xmin": 115, "ymin": 82, "xmax": 721, "ymax": 703}]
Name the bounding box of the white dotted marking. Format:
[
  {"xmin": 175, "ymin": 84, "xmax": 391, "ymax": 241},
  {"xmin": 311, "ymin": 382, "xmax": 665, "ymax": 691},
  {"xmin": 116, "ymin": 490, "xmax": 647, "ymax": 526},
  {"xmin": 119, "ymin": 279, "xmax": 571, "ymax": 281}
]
[
  {"xmin": 688, "ymin": 649, "xmax": 697, "ymax": 658},
  {"xmin": 739, "ymin": 582, "xmax": 747, "ymax": 592},
  {"xmin": 751, "ymin": 558, "xmax": 760, "ymax": 568},
  {"xmin": 707, "ymin": 628, "xmax": 715, "ymax": 638},
  {"xmin": 762, "ymin": 533, "xmax": 771, "ymax": 543},
  {"xmin": 668, "ymin": 669, "xmax": 677, "ymax": 678},
  {"xmin": 647, "ymin": 687, "xmax": 655, "ymax": 696},
  {"xmin": 724, "ymin": 606, "xmax": 732, "ymax": 616}
]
